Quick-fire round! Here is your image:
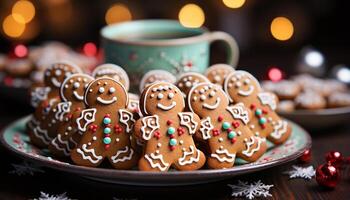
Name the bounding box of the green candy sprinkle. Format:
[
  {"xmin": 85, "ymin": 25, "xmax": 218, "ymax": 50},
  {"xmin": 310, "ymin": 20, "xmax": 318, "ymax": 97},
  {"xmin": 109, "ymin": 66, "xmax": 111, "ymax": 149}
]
[
  {"xmin": 255, "ymin": 109, "xmax": 262, "ymax": 116},
  {"xmin": 103, "ymin": 137, "xmax": 111, "ymax": 144},
  {"xmin": 259, "ymin": 117, "xmax": 267, "ymax": 124},
  {"xmin": 228, "ymin": 131, "xmax": 236, "ymax": 139},
  {"xmin": 167, "ymin": 127, "xmax": 176, "ymax": 135},
  {"xmin": 169, "ymin": 138, "xmax": 177, "ymax": 146},
  {"xmin": 103, "ymin": 117, "xmax": 111, "ymax": 124},
  {"xmin": 222, "ymin": 122, "xmax": 231, "ymax": 130},
  {"xmin": 104, "ymin": 127, "xmax": 111, "ymax": 134}
]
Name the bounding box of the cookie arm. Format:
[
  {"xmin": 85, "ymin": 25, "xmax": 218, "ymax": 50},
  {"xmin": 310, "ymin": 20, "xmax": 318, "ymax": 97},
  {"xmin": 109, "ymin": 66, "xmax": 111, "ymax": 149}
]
[
  {"xmin": 133, "ymin": 115, "xmax": 160, "ymax": 142},
  {"xmin": 196, "ymin": 117, "xmax": 214, "ymax": 141}
]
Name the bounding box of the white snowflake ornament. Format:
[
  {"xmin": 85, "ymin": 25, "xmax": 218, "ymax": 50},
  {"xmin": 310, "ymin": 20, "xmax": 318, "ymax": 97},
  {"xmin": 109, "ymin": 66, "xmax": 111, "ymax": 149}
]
[
  {"xmin": 9, "ymin": 161, "xmax": 44, "ymax": 176},
  {"xmin": 34, "ymin": 192, "xmax": 72, "ymax": 200},
  {"xmin": 228, "ymin": 180, "xmax": 273, "ymax": 200},
  {"xmin": 284, "ymin": 165, "xmax": 315, "ymax": 180}
]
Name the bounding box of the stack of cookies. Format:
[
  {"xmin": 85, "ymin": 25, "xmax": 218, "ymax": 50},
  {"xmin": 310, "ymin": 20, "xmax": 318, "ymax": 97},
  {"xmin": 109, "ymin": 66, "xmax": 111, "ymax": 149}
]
[
  {"xmin": 262, "ymin": 74, "xmax": 349, "ymax": 112},
  {"xmin": 28, "ymin": 62, "xmax": 292, "ymax": 171}
]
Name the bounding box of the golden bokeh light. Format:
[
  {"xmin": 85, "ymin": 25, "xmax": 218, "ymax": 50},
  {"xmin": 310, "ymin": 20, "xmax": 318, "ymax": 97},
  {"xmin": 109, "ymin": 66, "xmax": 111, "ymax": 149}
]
[
  {"xmin": 105, "ymin": 3, "xmax": 132, "ymax": 25},
  {"xmin": 179, "ymin": 4, "xmax": 205, "ymax": 28},
  {"xmin": 12, "ymin": 0, "xmax": 36, "ymax": 23},
  {"xmin": 270, "ymin": 17, "xmax": 294, "ymax": 41},
  {"xmin": 222, "ymin": 0, "xmax": 246, "ymax": 9},
  {"xmin": 2, "ymin": 14, "xmax": 26, "ymax": 38}
]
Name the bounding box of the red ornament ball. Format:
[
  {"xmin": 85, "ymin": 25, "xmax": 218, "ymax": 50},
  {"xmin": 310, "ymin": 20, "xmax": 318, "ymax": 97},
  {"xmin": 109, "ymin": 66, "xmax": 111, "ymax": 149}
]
[
  {"xmin": 299, "ymin": 149, "xmax": 311, "ymax": 163},
  {"xmin": 325, "ymin": 151, "xmax": 343, "ymax": 168},
  {"xmin": 316, "ymin": 162, "xmax": 340, "ymax": 188}
]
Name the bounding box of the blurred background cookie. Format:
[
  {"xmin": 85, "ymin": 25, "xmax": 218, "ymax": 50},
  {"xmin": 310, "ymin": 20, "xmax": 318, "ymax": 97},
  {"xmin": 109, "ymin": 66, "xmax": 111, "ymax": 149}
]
[
  {"xmin": 328, "ymin": 92, "xmax": 350, "ymax": 108},
  {"xmin": 295, "ymin": 91, "xmax": 326, "ymax": 110},
  {"xmin": 276, "ymin": 100, "xmax": 295, "ymax": 113},
  {"xmin": 262, "ymin": 80, "xmax": 301, "ymax": 100}
]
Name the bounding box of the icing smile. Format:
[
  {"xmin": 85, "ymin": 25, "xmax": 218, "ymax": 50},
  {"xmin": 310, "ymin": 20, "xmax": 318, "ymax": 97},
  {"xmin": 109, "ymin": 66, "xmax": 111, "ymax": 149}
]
[
  {"xmin": 202, "ymin": 97, "xmax": 221, "ymax": 110},
  {"xmin": 73, "ymin": 91, "xmax": 84, "ymax": 101},
  {"xmin": 157, "ymin": 101, "xmax": 176, "ymax": 111},
  {"xmin": 51, "ymin": 77, "xmax": 61, "ymax": 88},
  {"xmin": 238, "ymin": 85, "xmax": 254, "ymax": 96},
  {"xmin": 97, "ymin": 96, "xmax": 117, "ymax": 105}
]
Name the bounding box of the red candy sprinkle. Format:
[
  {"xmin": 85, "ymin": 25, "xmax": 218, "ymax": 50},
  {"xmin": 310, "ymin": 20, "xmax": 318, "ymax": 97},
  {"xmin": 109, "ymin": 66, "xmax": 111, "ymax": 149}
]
[
  {"xmin": 169, "ymin": 134, "xmax": 175, "ymax": 139},
  {"xmin": 167, "ymin": 120, "xmax": 173, "ymax": 125},
  {"xmin": 105, "ymin": 144, "xmax": 110, "ymax": 150},
  {"xmin": 232, "ymin": 121, "xmax": 240, "ymax": 128},
  {"xmin": 177, "ymin": 127, "xmax": 185, "ymax": 135},
  {"xmin": 261, "ymin": 124, "xmax": 266, "ymax": 129},
  {"xmin": 262, "ymin": 109, "xmax": 268, "ymax": 114},
  {"xmin": 89, "ymin": 124, "xmax": 98, "ymax": 132},
  {"xmin": 154, "ymin": 131, "xmax": 161, "ymax": 139},
  {"xmin": 231, "ymin": 138, "xmax": 237, "ymax": 143},
  {"xmin": 170, "ymin": 146, "xmax": 176, "ymax": 151},
  {"xmin": 227, "ymin": 128, "xmax": 232, "ymax": 133},
  {"xmin": 213, "ymin": 129, "xmax": 220, "ymax": 136},
  {"xmin": 105, "ymin": 114, "xmax": 111, "ymax": 118},
  {"xmin": 250, "ymin": 104, "xmax": 256, "ymax": 110},
  {"xmin": 218, "ymin": 115, "xmax": 223, "ymax": 122},
  {"xmin": 75, "ymin": 107, "xmax": 81, "ymax": 111}
]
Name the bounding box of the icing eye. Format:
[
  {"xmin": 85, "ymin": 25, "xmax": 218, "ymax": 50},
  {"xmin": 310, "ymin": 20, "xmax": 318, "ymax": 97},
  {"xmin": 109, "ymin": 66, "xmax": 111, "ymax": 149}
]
[
  {"xmin": 209, "ymin": 91, "xmax": 216, "ymax": 97},
  {"xmin": 73, "ymin": 82, "xmax": 80, "ymax": 89},
  {"xmin": 188, "ymin": 76, "xmax": 193, "ymax": 80},
  {"xmin": 235, "ymin": 82, "xmax": 242, "ymax": 88},
  {"xmin": 55, "ymin": 69, "xmax": 62, "ymax": 76},
  {"xmin": 199, "ymin": 89, "xmax": 205, "ymax": 94},
  {"xmin": 168, "ymin": 93, "xmax": 174, "ymax": 99},
  {"xmin": 98, "ymin": 87, "xmax": 105, "ymax": 93},
  {"xmin": 157, "ymin": 93, "xmax": 164, "ymax": 100},
  {"xmin": 200, "ymin": 95, "xmax": 206, "ymax": 101},
  {"xmin": 84, "ymin": 84, "xmax": 88, "ymax": 88},
  {"xmin": 64, "ymin": 84, "xmax": 69, "ymax": 88},
  {"xmin": 83, "ymin": 78, "xmax": 88, "ymax": 83},
  {"xmin": 192, "ymin": 96, "xmax": 197, "ymax": 101},
  {"xmin": 244, "ymin": 79, "xmax": 250, "ymax": 85},
  {"xmin": 109, "ymin": 87, "xmax": 116, "ymax": 93},
  {"xmin": 185, "ymin": 81, "xmax": 192, "ymax": 87}
]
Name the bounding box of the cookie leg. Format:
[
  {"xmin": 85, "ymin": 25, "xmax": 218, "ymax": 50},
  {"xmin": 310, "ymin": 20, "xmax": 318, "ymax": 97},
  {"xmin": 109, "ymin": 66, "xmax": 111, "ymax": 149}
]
[
  {"xmin": 267, "ymin": 120, "xmax": 292, "ymax": 145},
  {"xmin": 49, "ymin": 134, "xmax": 71, "ymax": 157},
  {"xmin": 173, "ymin": 145, "xmax": 206, "ymax": 171},
  {"xmin": 207, "ymin": 147, "xmax": 236, "ymax": 169},
  {"xmin": 138, "ymin": 152, "xmax": 171, "ymax": 172},
  {"xmin": 71, "ymin": 144, "xmax": 104, "ymax": 167},
  {"xmin": 108, "ymin": 146, "xmax": 138, "ymax": 169},
  {"xmin": 237, "ymin": 136, "xmax": 267, "ymax": 162},
  {"xmin": 29, "ymin": 126, "xmax": 51, "ymax": 148}
]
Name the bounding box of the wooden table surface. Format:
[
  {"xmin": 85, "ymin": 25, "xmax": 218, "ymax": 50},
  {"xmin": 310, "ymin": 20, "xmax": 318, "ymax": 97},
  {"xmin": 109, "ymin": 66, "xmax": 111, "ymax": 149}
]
[{"xmin": 0, "ymin": 92, "xmax": 349, "ymax": 200}]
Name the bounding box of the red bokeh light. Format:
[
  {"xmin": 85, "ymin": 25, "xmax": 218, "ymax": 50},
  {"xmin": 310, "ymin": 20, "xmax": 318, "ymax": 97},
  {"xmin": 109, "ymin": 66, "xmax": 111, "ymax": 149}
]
[
  {"xmin": 14, "ymin": 44, "xmax": 28, "ymax": 58},
  {"xmin": 268, "ymin": 67, "xmax": 283, "ymax": 82},
  {"xmin": 83, "ymin": 42, "xmax": 97, "ymax": 57}
]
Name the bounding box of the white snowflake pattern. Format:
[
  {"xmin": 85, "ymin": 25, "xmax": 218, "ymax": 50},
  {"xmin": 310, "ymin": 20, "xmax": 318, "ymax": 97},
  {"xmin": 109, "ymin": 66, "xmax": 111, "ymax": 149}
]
[
  {"xmin": 34, "ymin": 192, "xmax": 72, "ymax": 200},
  {"xmin": 228, "ymin": 180, "xmax": 273, "ymax": 200},
  {"xmin": 284, "ymin": 165, "xmax": 315, "ymax": 180},
  {"xmin": 9, "ymin": 161, "xmax": 44, "ymax": 176}
]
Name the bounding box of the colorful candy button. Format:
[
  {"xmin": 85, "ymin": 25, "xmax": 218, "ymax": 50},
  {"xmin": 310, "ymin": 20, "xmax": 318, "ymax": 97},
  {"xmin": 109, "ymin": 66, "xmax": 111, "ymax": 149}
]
[
  {"xmin": 167, "ymin": 127, "xmax": 176, "ymax": 135},
  {"xmin": 103, "ymin": 137, "xmax": 111, "ymax": 144},
  {"xmin": 103, "ymin": 117, "xmax": 111, "ymax": 124},
  {"xmin": 228, "ymin": 131, "xmax": 236, "ymax": 139},
  {"xmin": 222, "ymin": 122, "xmax": 231, "ymax": 130},
  {"xmin": 255, "ymin": 109, "xmax": 262, "ymax": 116},
  {"xmin": 169, "ymin": 138, "xmax": 177, "ymax": 146},
  {"xmin": 259, "ymin": 117, "xmax": 267, "ymax": 124},
  {"xmin": 104, "ymin": 127, "xmax": 111, "ymax": 134}
]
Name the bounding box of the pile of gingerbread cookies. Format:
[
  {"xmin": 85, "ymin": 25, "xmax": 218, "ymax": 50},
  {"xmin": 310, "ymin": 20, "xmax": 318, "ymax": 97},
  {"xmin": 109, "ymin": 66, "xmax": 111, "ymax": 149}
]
[
  {"xmin": 262, "ymin": 74, "xmax": 350, "ymax": 112},
  {"xmin": 27, "ymin": 62, "xmax": 291, "ymax": 171}
]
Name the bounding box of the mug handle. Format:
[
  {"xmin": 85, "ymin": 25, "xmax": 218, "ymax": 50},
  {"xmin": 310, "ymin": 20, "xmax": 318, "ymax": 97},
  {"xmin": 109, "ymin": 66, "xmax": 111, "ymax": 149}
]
[{"xmin": 207, "ymin": 31, "xmax": 240, "ymax": 68}]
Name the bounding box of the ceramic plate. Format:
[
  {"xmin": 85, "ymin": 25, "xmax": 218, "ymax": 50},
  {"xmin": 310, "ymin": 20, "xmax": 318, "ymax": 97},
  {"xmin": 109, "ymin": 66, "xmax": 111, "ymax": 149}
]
[
  {"xmin": 1, "ymin": 116, "xmax": 311, "ymax": 186},
  {"xmin": 278, "ymin": 106, "xmax": 350, "ymax": 129}
]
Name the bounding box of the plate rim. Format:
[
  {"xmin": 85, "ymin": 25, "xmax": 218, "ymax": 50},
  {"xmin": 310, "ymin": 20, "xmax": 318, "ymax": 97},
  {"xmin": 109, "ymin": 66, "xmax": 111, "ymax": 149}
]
[
  {"xmin": 0, "ymin": 115, "xmax": 312, "ymax": 179},
  {"xmin": 278, "ymin": 106, "xmax": 350, "ymax": 116}
]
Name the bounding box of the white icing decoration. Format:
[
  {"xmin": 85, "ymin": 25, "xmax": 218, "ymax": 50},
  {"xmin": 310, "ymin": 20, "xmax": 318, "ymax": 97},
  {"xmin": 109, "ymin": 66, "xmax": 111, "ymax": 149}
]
[
  {"xmin": 200, "ymin": 117, "xmax": 213, "ymax": 140},
  {"xmin": 76, "ymin": 108, "xmax": 96, "ymax": 132},
  {"xmin": 178, "ymin": 145, "xmax": 201, "ymax": 166},
  {"xmin": 111, "ymin": 146, "xmax": 134, "ymax": 163},
  {"xmin": 33, "ymin": 127, "xmax": 51, "ymax": 145},
  {"xmin": 178, "ymin": 112, "xmax": 198, "ymax": 135},
  {"xmin": 51, "ymin": 77, "xmax": 61, "ymax": 88},
  {"xmin": 238, "ymin": 85, "xmax": 254, "ymax": 96},
  {"xmin": 270, "ymin": 120, "xmax": 288, "ymax": 139},
  {"xmin": 109, "ymin": 87, "xmax": 115, "ymax": 93},
  {"xmin": 141, "ymin": 115, "xmax": 160, "ymax": 140},
  {"xmin": 55, "ymin": 102, "xmax": 72, "ymax": 121},
  {"xmin": 119, "ymin": 109, "xmax": 136, "ymax": 133},
  {"xmin": 76, "ymin": 144, "xmax": 103, "ymax": 164},
  {"xmin": 144, "ymin": 153, "xmax": 169, "ymax": 171},
  {"xmin": 98, "ymin": 87, "xmax": 105, "ymax": 93},
  {"xmin": 258, "ymin": 92, "xmax": 277, "ymax": 110},
  {"xmin": 202, "ymin": 97, "xmax": 221, "ymax": 110},
  {"xmin": 168, "ymin": 93, "xmax": 174, "ymax": 99},
  {"xmin": 157, "ymin": 101, "xmax": 176, "ymax": 111},
  {"xmin": 226, "ymin": 103, "xmax": 250, "ymax": 124},
  {"xmin": 30, "ymin": 87, "xmax": 50, "ymax": 107},
  {"xmin": 97, "ymin": 96, "xmax": 117, "ymax": 105},
  {"xmin": 73, "ymin": 82, "xmax": 80, "ymax": 89},
  {"xmin": 242, "ymin": 136, "xmax": 262, "ymax": 157},
  {"xmin": 73, "ymin": 91, "xmax": 84, "ymax": 101},
  {"xmin": 157, "ymin": 93, "xmax": 164, "ymax": 99},
  {"xmin": 211, "ymin": 148, "xmax": 236, "ymax": 163}
]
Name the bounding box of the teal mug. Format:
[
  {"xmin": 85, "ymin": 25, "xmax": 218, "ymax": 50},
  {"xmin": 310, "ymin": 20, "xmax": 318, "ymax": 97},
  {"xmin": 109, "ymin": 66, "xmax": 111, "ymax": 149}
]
[{"xmin": 101, "ymin": 20, "xmax": 239, "ymax": 89}]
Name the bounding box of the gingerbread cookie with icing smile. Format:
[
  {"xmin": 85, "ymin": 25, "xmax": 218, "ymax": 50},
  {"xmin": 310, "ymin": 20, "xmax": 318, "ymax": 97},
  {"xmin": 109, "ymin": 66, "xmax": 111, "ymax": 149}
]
[
  {"xmin": 70, "ymin": 77, "xmax": 138, "ymax": 169},
  {"xmin": 139, "ymin": 70, "xmax": 176, "ymax": 93},
  {"xmin": 224, "ymin": 70, "xmax": 291, "ymax": 144},
  {"xmin": 205, "ymin": 63, "xmax": 235, "ymax": 87},
  {"xmin": 176, "ymin": 72, "xmax": 210, "ymax": 98},
  {"xmin": 188, "ymin": 82, "xmax": 267, "ymax": 169},
  {"xmin": 48, "ymin": 74, "xmax": 94, "ymax": 157},
  {"xmin": 29, "ymin": 61, "xmax": 82, "ymax": 147},
  {"xmin": 92, "ymin": 63, "xmax": 130, "ymax": 91},
  {"xmin": 134, "ymin": 82, "xmax": 206, "ymax": 171}
]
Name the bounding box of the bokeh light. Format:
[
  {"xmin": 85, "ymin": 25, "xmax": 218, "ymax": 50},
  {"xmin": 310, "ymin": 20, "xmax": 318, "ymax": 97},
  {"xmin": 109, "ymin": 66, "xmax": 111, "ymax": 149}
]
[
  {"xmin": 222, "ymin": 0, "xmax": 246, "ymax": 9},
  {"xmin": 83, "ymin": 42, "xmax": 97, "ymax": 57},
  {"xmin": 2, "ymin": 15, "xmax": 26, "ymax": 38},
  {"xmin": 105, "ymin": 3, "xmax": 132, "ymax": 25},
  {"xmin": 14, "ymin": 44, "xmax": 28, "ymax": 58},
  {"xmin": 270, "ymin": 17, "xmax": 294, "ymax": 41},
  {"xmin": 268, "ymin": 67, "xmax": 283, "ymax": 82},
  {"xmin": 179, "ymin": 4, "xmax": 205, "ymax": 28},
  {"xmin": 12, "ymin": 0, "xmax": 36, "ymax": 23},
  {"xmin": 334, "ymin": 65, "xmax": 350, "ymax": 83},
  {"xmin": 304, "ymin": 51, "xmax": 324, "ymax": 68}
]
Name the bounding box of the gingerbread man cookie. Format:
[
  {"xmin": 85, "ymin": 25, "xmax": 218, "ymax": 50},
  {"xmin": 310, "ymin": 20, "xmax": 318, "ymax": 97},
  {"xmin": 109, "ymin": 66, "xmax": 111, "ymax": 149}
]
[
  {"xmin": 92, "ymin": 63, "xmax": 130, "ymax": 91},
  {"xmin": 176, "ymin": 72, "xmax": 210, "ymax": 98},
  {"xmin": 205, "ymin": 64, "xmax": 235, "ymax": 87},
  {"xmin": 70, "ymin": 77, "xmax": 138, "ymax": 169},
  {"xmin": 139, "ymin": 70, "xmax": 176, "ymax": 93},
  {"xmin": 187, "ymin": 82, "xmax": 267, "ymax": 169},
  {"xmin": 134, "ymin": 82, "xmax": 206, "ymax": 171},
  {"xmin": 48, "ymin": 74, "xmax": 94, "ymax": 157},
  {"xmin": 29, "ymin": 61, "xmax": 82, "ymax": 147},
  {"xmin": 224, "ymin": 70, "xmax": 291, "ymax": 144}
]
